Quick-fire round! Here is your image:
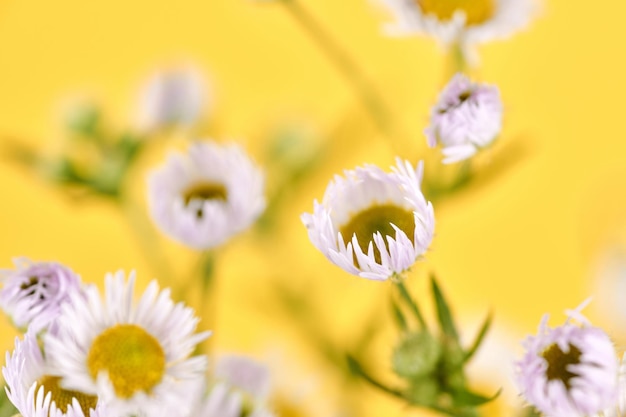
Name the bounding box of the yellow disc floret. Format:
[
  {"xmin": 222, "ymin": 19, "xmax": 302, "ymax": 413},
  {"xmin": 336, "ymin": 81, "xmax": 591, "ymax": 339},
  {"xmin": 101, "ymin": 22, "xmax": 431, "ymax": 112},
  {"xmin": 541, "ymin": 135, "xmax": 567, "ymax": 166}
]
[
  {"xmin": 87, "ymin": 324, "xmax": 166, "ymax": 399},
  {"xmin": 37, "ymin": 376, "xmax": 98, "ymax": 416},
  {"xmin": 417, "ymin": 0, "xmax": 495, "ymax": 26},
  {"xmin": 340, "ymin": 204, "xmax": 415, "ymax": 264}
]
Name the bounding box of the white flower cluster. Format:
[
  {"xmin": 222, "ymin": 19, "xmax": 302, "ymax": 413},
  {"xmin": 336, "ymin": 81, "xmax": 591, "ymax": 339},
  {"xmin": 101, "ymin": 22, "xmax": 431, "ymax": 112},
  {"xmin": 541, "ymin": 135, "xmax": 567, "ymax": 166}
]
[{"xmin": 0, "ymin": 261, "xmax": 276, "ymax": 417}]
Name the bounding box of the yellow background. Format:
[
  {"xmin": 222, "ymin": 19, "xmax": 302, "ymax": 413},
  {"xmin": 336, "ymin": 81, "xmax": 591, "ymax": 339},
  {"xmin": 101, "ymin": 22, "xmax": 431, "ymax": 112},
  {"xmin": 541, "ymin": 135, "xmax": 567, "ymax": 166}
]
[{"xmin": 1, "ymin": 0, "xmax": 626, "ymax": 415}]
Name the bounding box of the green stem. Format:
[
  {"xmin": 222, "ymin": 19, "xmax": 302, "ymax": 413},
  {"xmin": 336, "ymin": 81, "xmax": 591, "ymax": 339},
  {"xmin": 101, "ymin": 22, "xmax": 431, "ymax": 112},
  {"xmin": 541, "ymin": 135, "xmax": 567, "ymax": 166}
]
[
  {"xmin": 278, "ymin": 0, "xmax": 400, "ymax": 147},
  {"xmin": 447, "ymin": 42, "xmax": 467, "ymax": 77},
  {"xmin": 395, "ymin": 280, "xmax": 427, "ymax": 331}
]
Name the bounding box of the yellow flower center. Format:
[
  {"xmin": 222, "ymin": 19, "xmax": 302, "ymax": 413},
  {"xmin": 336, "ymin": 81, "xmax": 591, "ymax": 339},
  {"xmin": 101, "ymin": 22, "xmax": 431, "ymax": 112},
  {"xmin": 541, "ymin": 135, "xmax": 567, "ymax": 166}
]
[
  {"xmin": 339, "ymin": 204, "xmax": 415, "ymax": 264},
  {"xmin": 87, "ymin": 324, "xmax": 166, "ymax": 399},
  {"xmin": 541, "ymin": 343, "xmax": 582, "ymax": 389},
  {"xmin": 183, "ymin": 182, "xmax": 228, "ymax": 218},
  {"xmin": 36, "ymin": 376, "xmax": 98, "ymax": 416},
  {"xmin": 416, "ymin": 0, "xmax": 495, "ymax": 26}
]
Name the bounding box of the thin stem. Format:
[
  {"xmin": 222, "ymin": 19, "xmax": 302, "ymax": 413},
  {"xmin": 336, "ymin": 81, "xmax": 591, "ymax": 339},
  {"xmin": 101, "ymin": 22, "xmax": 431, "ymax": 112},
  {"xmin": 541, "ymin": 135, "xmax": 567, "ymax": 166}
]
[
  {"xmin": 278, "ymin": 0, "xmax": 401, "ymax": 149},
  {"xmin": 447, "ymin": 42, "xmax": 467, "ymax": 77},
  {"xmin": 395, "ymin": 279, "xmax": 427, "ymax": 331}
]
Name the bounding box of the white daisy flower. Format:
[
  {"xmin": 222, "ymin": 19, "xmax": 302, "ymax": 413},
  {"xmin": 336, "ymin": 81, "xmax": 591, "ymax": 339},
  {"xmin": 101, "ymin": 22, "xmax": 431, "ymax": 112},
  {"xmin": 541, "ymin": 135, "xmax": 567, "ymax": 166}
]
[
  {"xmin": 136, "ymin": 66, "xmax": 207, "ymax": 133},
  {"xmin": 0, "ymin": 258, "xmax": 83, "ymax": 333},
  {"xmin": 147, "ymin": 141, "xmax": 266, "ymax": 250},
  {"xmin": 43, "ymin": 271, "xmax": 210, "ymax": 417},
  {"xmin": 425, "ymin": 73, "xmax": 503, "ymax": 164},
  {"xmin": 301, "ymin": 158, "xmax": 435, "ymax": 281},
  {"xmin": 591, "ymin": 353, "xmax": 626, "ymax": 417},
  {"xmin": 375, "ymin": 0, "xmax": 537, "ymax": 61},
  {"xmin": 3, "ymin": 331, "xmax": 106, "ymax": 417},
  {"xmin": 515, "ymin": 301, "xmax": 619, "ymax": 417}
]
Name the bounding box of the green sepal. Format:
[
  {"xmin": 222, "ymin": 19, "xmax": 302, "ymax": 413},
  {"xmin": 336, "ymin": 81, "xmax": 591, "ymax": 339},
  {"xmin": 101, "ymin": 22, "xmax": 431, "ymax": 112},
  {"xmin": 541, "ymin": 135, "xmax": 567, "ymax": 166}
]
[
  {"xmin": 431, "ymin": 275, "xmax": 459, "ymax": 343},
  {"xmin": 391, "ymin": 299, "xmax": 408, "ymax": 332},
  {"xmin": 463, "ymin": 311, "xmax": 492, "ymax": 364}
]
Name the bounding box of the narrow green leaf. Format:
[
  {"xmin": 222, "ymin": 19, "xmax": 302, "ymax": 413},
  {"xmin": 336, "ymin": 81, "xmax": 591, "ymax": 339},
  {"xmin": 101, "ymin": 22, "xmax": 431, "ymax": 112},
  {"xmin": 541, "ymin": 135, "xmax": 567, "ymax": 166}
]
[
  {"xmin": 463, "ymin": 312, "xmax": 493, "ymax": 364},
  {"xmin": 391, "ymin": 299, "xmax": 408, "ymax": 331},
  {"xmin": 395, "ymin": 280, "xmax": 427, "ymax": 330},
  {"xmin": 346, "ymin": 355, "xmax": 405, "ymax": 399},
  {"xmin": 451, "ymin": 387, "xmax": 501, "ymax": 407},
  {"xmin": 431, "ymin": 275, "xmax": 459, "ymax": 342}
]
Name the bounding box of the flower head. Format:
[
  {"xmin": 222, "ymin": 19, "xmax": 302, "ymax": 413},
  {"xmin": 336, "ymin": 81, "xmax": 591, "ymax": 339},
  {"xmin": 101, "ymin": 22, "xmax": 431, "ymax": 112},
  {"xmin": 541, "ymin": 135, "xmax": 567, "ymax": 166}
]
[
  {"xmin": 515, "ymin": 302, "xmax": 619, "ymax": 417},
  {"xmin": 198, "ymin": 356, "xmax": 275, "ymax": 417},
  {"xmin": 425, "ymin": 73, "xmax": 502, "ymax": 164},
  {"xmin": 136, "ymin": 66, "xmax": 207, "ymax": 132},
  {"xmin": 375, "ymin": 0, "xmax": 537, "ymax": 61},
  {"xmin": 147, "ymin": 141, "xmax": 266, "ymax": 250},
  {"xmin": 3, "ymin": 331, "xmax": 106, "ymax": 417},
  {"xmin": 301, "ymin": 158, "xmax": 435, "ymax": 281},
  {"xmin": 44, "ymin": 271, "xmax": 210, "ymax": 417},
  {"xmin": 0, "ymin": 258, "xmax": 82, "ymax": 332}
]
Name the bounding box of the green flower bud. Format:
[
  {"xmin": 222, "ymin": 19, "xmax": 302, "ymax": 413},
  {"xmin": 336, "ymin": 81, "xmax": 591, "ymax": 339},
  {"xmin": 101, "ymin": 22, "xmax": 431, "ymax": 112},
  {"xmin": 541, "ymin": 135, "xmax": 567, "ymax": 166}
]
[{"xmin": 393, "ymin": 331, "xmax": 441, "ymax": 378}]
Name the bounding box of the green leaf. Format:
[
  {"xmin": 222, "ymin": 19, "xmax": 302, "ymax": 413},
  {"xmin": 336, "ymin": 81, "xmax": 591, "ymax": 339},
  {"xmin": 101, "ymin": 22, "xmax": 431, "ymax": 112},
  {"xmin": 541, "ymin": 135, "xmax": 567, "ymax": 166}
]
[
  {"xmin": 346, "ymin": 355, "xmax": 404, "ymax": 399},
  {"xmin": 451, "ymin": 387, "xmax": 501, "ymax": 407},
  {"xmin": 463, "ymin": 312, "xmax": 492, "ymax": 364},
  {"xmin": 391, "ymin": 299, "xmax": 408, "ymax": 331},
  {"xmin": 431, "ymin": 275, "xmax": 459, "ymax": 343}
]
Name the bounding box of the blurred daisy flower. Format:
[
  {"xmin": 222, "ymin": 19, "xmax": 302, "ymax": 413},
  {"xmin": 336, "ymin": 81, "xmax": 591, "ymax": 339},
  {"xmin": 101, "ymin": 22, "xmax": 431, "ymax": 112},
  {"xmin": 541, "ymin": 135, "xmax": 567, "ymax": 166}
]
[
  {"xmin": 198, "ymin": 355, "xmax": 275, "ymax": 417},
  {"xmin": 426, "ymin": 73, "xmax": 502, "ymax": 164},
  {"xmin": 136, "ymin": 66, "xmax": 207, "ymax": 133},
  {"xmin": 301, "ymin": 158, "xmax": 434, "ymax": 281},
  {"xmin": 375, "ymin": 0, "xmax": 537, "ymax": 61},
  {"xmin": 0, "ymin": 258, "xmax": 82, "ymax": 333},
  {"xmin": 147, "ymin": 141, "xmax": 266, "ymax": 250},
  {"xmin": 515, "ymin": 301, "xmax": 618, "ymax": 417},
  {"xmin": 44, "ymin": 271, "xmax": 210, "ymax": 417},
  {"xmin": 3, "ymin": 331, "xmax": 106, "ymax": 417}
]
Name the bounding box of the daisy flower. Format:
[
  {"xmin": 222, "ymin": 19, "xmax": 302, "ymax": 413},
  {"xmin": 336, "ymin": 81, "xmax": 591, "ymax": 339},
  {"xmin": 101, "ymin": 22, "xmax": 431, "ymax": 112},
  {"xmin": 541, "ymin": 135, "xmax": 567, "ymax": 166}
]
[
  {"xmin": 515, "ymin": 301, "xmax": 619, "ymax": 417},
  {"xmin": 147, "ymin": 141, "xmax": 266, "ymax": 250},
  {"xmin": 425, "ymin": 73, "xmax": 502, "ymax": 164},
  {"xmin": 0, "ymin": 258, "xmax": 82, "ymax": 332},
  {"xmin": 44, "ymin": 271, "xmax": 210, "ymax": 417},
  {"xmin": 198, "ymin": 356, "xmax": 275, "ymax": 417},
  {"xmin": 136, "ymin": 66, "xmax": 207, "ymax": 133},
  {"xmin": 3, "ymin": 331, "xmax": 106, "ymax": 417},
  {"xmin": 301, "ymin": 158, "xmax": 435, "ymax": 281},
  {"xmin": 375, "ymin": 0, "xmax": 537, "ymax": 61}
]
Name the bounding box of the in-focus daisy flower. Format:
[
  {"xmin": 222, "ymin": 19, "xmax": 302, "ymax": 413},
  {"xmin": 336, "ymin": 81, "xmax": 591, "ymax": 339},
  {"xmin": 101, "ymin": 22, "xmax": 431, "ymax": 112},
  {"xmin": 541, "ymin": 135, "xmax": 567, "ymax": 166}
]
[
  {"xmin": 136, "ymin": 66, "xmax": 207, "ymax": 133},
  {"xmin": 375, "ymin": 0, "xmax": 537, "ymax": 61},
  {"xmin": 147, "ymin": 141, "xmax": 266, "ymax": 250},
  {"xmin": 44, "ymin": 271, "xmax": 210, "ymax": 417},
  {"xmin": 0, "ymin": 258, "xmax": 82, "ymax": 332},
  {"xmin": 425, "ymin": 73, "xmax": 502, "ymax": 164},
  {"xmin": 3, "ymin": 331, "xmax": 106, "ymax": 417},
  {"xmin": 515, "ymin": 301, "xmax": 619, "ymax": 417},
  {"xmin": 301, "ymin": 158, "xmax": 435, "ymax": 281},
  {"xmin": 198, "ymin": 356, "xmax": 275, "ymax": 417}
]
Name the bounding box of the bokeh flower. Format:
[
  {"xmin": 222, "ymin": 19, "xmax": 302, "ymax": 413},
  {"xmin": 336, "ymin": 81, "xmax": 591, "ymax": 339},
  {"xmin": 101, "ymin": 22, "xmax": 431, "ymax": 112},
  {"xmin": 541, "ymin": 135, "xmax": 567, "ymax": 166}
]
[
  {"xmin": 301, "ymin": 158, "xmax": 435, "ymax": 281},
  {"xmin": 425, "ymin": 73, "xmax": 502, "ymax": 164},
  {"xmin": 44, "ymin": 271, "xmax": 210, "ymax": 417},
  {"xmin": 198, "ymin": 355, "xmax": 275, "ymax": 417},
  {"xmin": 147, "ymin": 141, "xmax": 266, "ymax": 250},
  {"xmin": 375, "ymin": 0, "xmax": 537, "ymax": 60},
  {"xmin": 136, "ymin": 66, "xmax": 207, "ymax": 133},
  {"xmin": 0, "ymin": 258, "xmax": 82, "ymax": 333},
  {"xmin": 515, "ymin": 303, "xmax": 618, "ymax": 417},
  {"xmin": 3, "ymin": 331, "xmax": 106, "ymax": 417}
]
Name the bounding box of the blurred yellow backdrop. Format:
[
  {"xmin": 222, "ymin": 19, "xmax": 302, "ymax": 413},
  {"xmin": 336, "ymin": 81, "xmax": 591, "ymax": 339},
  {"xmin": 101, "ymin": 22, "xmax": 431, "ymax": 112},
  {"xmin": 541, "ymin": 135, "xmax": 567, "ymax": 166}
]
[{"xmin": 1, "ymin": 0, "xmax": 626, "ymax": 415}]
